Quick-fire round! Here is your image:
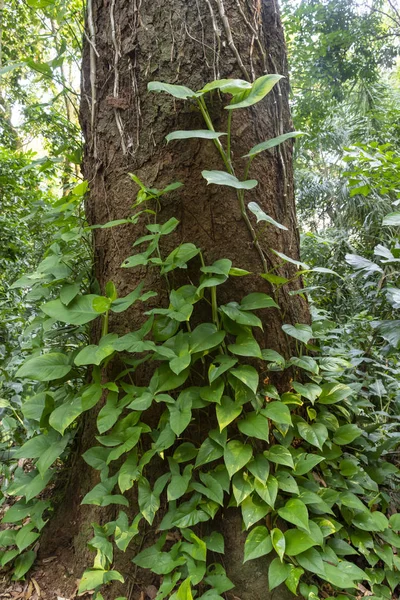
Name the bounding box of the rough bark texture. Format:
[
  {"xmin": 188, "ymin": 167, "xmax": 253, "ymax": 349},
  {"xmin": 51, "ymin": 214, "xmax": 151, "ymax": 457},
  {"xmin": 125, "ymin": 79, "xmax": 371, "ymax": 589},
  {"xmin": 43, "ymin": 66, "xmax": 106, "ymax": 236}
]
[{"xmin": 39, "ymin": 1, "xmax": 308, "ymax": 598}]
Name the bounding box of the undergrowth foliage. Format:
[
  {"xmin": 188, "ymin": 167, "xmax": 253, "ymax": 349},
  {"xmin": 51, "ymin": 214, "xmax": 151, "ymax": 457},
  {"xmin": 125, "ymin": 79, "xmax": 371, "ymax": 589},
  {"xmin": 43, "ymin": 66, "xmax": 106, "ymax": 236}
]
[{"xmin": 2, "ymin": 76, "xmax": 400, "ymax": 600}]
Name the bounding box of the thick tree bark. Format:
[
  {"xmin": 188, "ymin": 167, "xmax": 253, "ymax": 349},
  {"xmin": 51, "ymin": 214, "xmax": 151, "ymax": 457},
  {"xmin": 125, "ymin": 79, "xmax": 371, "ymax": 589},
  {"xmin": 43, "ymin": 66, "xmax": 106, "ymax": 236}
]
[{"xmin": 40, "ymin": 1, "xmax": 308, "ymax": 598}]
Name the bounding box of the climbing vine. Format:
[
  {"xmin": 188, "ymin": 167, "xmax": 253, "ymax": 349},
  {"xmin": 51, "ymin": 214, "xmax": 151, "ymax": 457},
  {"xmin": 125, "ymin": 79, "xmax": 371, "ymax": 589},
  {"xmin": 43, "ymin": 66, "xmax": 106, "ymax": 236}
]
[{"xmin": 2, "ymin": 76, "xmax": 400, "ymax": 600}]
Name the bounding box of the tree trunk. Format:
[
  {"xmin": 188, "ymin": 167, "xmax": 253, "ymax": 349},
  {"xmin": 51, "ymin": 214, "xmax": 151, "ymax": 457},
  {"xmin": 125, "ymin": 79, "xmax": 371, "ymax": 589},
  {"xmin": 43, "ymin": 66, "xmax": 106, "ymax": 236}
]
[{"xmin": 40, "ymin": 1, "xmax": 308, "ymax": 598}]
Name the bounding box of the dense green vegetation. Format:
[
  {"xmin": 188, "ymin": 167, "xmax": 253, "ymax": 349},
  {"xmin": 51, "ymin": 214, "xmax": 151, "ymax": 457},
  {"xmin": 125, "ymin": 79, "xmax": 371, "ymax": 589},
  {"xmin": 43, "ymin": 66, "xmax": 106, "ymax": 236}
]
[{"xmin": 1, "ymin": 0, "xmax": 400, "ymax": 598}]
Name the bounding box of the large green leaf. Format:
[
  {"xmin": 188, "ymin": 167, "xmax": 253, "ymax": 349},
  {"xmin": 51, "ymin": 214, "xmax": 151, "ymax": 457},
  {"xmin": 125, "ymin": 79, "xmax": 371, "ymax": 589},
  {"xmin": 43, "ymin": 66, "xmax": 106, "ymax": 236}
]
[
  {"xmin": 199, "ymin": 78, "xmax": 252, "ymax": 95},
  {"xmin": 228, "ymin": 332, "xmax": 262, "ymax": 358},
  {"xmin": 268, "ymin": 557, "xmax": 290, "ymax": 590},
  {"xmin": 262, "ymin": 402, "xmax": 292, "ymax": 425},
  {"xmin": 240, "ymin": 292, "xmax": 279, "ymax": 310},
  {"xmin": 216, "ymin": 396, "xmax": 242, "ymax": 431},
  {"xmin": 223, "ymin": 440, "xmax": 253, "ymax": 478},
  {"xmin": 226, "ymin": 74, "xmax": 283, "ymax": 110},
  {"xmin": 383, "ymin": 212, "xmax": 400, "ymax": 226},
  {"xmin": 271, "ymin": 528, "xmax": 286, "ymax": 561},
  {"xmin": 282, "ymin": 323, "xmax": 313, "ymax": 344},
  {"xmin": 265, "ymin": 445, "xmax": 294, "ymax": 468},
  {"xmin": 202, "ymin": 170, "xmax": 258, "ymax": 190},
  {"xmin": 244, "ymin": 526, "xmax": 272, "ymax": 562},
  {"xmin": 333, "ymin": 424, "xmax": 362, "ymax": 445},
  {"xmin": 241, "ymin": 494, "xmax": 269, "ymax": 529},
  {"xmin": 284, "ymin": 529, "xmax": 317, "ymax": 556},
  {"xmin": 189, "ymin": 323, "xmax": 226, "ymax": 353},
  {"xmin": 278, "ymin": 499, "xmax": 310, "ymax": 532},
  {"xmin": 297, "ymin": 422, "xmax": 328, "ymax": 450},
  {"xmin": 245, "ymin": 131, "xmax": 305, "ymax": 158},
  {"xmin": 49, "ymin": 397, "xmax": 83, "ymax": 434},
  {"xmin": 148, "ymin": 81, "xmax": 196, "ymax": 99},
  {"xmin": 166, "ymin": 130, "xmax": 226, "ymax": 142},
  {"xmin": 254, "ymin": 476, "xmax": 278, "ymax": 508},
  {"xmin": 16, "ymin": 353, "xmax": 71, "ymax": 381},
  {"xmin": 318, "ymin": 383, "xmax": 353, "ymax": 404},
  {"xmin": 229, "ymin": 365, "xmax": 258, "ymax": 394},
  {"xmin": 238, "ymin": 412, "xmax": 269, "ymax": 442},
  {"xmin": 247, "ymin": 202, "xmax": 288, "ymax": 231},
  {"xmin": 41, "ymin": 295, "xmax": 103, "ymax": 325}
]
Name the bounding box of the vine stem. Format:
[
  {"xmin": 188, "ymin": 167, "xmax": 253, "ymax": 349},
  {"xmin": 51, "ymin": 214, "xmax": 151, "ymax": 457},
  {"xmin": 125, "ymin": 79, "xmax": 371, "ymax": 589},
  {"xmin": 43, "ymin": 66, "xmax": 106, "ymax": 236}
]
[
  {"xmin": 102, "ymin": 311, "xmax": 109, "ymax": 337},
  {"xmin": 198, "ymin": 98, "xmax": 268, "ymax": 273},
  {"xmin": 211, "ymin": 286, "xmax": 219, "ymax": 328},
  {"xmin": 197, "ymin": 97, "xmax": 231, "ymax": 172},
  {"xmin": 237, "ymin": 189, "xmax": 268, "ymax": 272}
]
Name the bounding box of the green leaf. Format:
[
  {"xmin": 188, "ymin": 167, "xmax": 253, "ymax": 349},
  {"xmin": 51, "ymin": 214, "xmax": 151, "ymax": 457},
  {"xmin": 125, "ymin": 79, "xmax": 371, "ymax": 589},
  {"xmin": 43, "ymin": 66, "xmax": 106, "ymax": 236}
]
[
  {"xmin": 15, "ymin": 524, "xmax": 40, "ymax": 552},
  {"xmin": 297, "ymin": 422, "xmax": 328, "ymax": 450},
  {"xmin": 167, "ymin": 464, "xmax": 193, "ymax": 502},
  {"xmin": 176, "ymin": 578, "xmax": 193, "ymax": 600},
  {"xmin": 12, "ymin": 550, "xmax": 36, "ymax": 580},
  {"xmin": 278, "ymin": 499, "xmax": 309, "ymax": 532},
  {"xmin": 284, "ymin": 529, "xmax": 317, "ymax": 556},
  {"xmin": 382, "ymin": 212, "xmax": 400, "ymax": 226},
  {"xmin": 60, "ymin": 282, "xmax": 80, "ymax": 305},
  {"xmin": 295, "ymin": 548, "xmax": 325, "ymax": 576},
  {"xmin": 271, "ymin": 528, "xmax": 286, "ymax": 561},
  {"xmin": 285, "ymin": 566, "xmax": 304, "ymax": 595},
  {"xmin": 49, "ymin": 397, "xmax": 83, "ymax": 434},
  {"xmin": 318, "ymin": 382, "xmax": 353, "ymax": 404},
  {"xmin": 16, "ymin": 353, "xmax": 71, "ymax": 381},
  {"xmin": 226, "ymin": 74, "xmax": 283, "ymax": 110},
  {"xmin": 294, "ymin": 453, "xmax": 324, "ymax": 475},
  {"xmin": 166, "ymin": 130, "xmax": 226, "ymax": 142},
  {"xmin": 272, "ymin": 249, "xmax": 309, "ymax": 269},
  {"xmin": 268, "ymin": 557, "xmax": 290, "ymax": 590},
  {"xmin": 41, "ymin": 295, "xmax": 104, "ymax": 325},
  {"xmin": 247, "ymin": 201, "xmax": 288, "ymax": 230},
  {"xmin": 75, "ymin": 336, "xmax": 117, "ymax": 366},
  {"xmin": 275, "ymin": 471, "xmax": 299, "ymax": 494},
  {"xmin": 389, "ymin": 514, "xmax": 400, "ymax": 531},
  {"xmin": 240, "ymin": 292, "xmax": 279, "ymax": 310},
  {"xmin": 230, "ymin": 365, "xmax": 258, "ymax": 394},
  {"xmin": 245, "ymin": 131, "xmax": 305, "ymax": 158},
  {"xmin": 262, "ymin": 402, "xmax": 292, "ymax": 425},
  {"xmin": 244, "ymin": 526, "xmax": 272, "ymax": 562},
  {"xmin": 148, "ymin": 81, "xmax": 196, "ymax": 99},
  {"xmin": 228, "ymin": 332, "xmax": 262, "ymax": 358},
  {"xmin": 189, "ymin": 323, "xmax": 225, "ymax": 353},
  {"xmin": 111, "ymin": 285, "xmax": 154, "ymax": 313},
  {"xmin": 265, "ymin": 445, "xmax": 294, "ymax": 468},
  {"xmin": 196, "ymin": 438, "xmax": 224, "ymax": 468},
  {"xmin": 78, "ymin": 569, "xmax": 124, "ymax": 593},
  {"xmin": 204, "ymin": 531, "xmax": 224, "ymax": 554},
  {"xmin": 254, "ymin": 477, "xmax": 278, "ymax": 508},
  {"xmin": 220, "ymin": 303, "xmax": 262, "ymax": 327},
  {"xmin": 352, "ymin": 511, "xmax": 388, "ymax": 532},
  {"xmin": 216, "ymin": 396, "xmax": 242, "ymax": 431},
  {"xmin": 36, "ymin": 435, "xmax": 69, "ymax": 476},
  {"xmin": 282, "ymin": 323, "xmax": 313, "ymax": 344},
  {"xmin": 0, "ymin": 61, "xmax": 25, "ymax": 76},
  {"xmin": 292, "ymin": 382, "xmax": 322, "ymax": 403},
  {"xmin": 241, "ymin": 494, "xmax": 269, "ymax": 529},
  {"xmin": 202, "ymin": 170, "xmax": 258, "ymax": 190},
  {"xmin": 223, "ymin": 440, "xmax": 252, "ymax": 478},
  {"xmin": 333, "ymin": 424, "xmax": 362, "ymax": 445},
  {"xmin": 199, "ymin": 78, "xmax": 252, "ymax": 95},
  {"xmin": 209, "ymin": 356, "xmax": 237, "ymax": 383},
  {"xmin": 138, "ymin": 474, "xmax": 170, "ymax": 525},
  {"xmin": 238, "ymin": 412, "xmax": 269, "ymax": 442},
  {"xmin": 232, "ymin": 471, "xmax": 253, "ymax": 504},
  {"xmin": 169, "ymin": 394, "xmax": 192, "ymax": 435},
  {"xmin": 248, "ymin": 454, "xmax": 270, "ymax": 483}
]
